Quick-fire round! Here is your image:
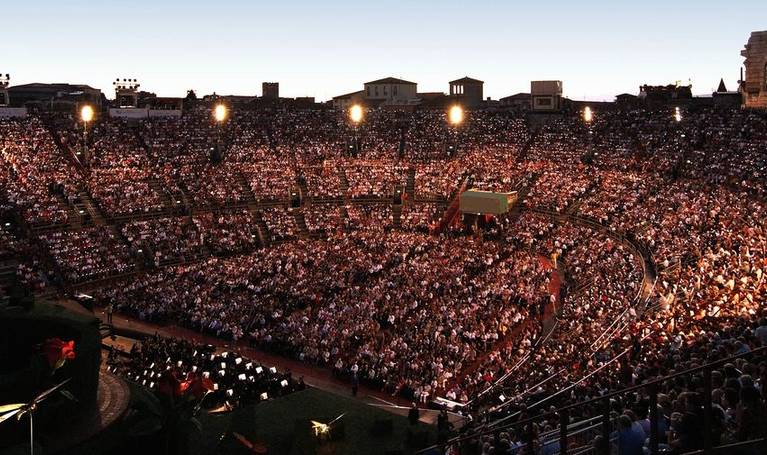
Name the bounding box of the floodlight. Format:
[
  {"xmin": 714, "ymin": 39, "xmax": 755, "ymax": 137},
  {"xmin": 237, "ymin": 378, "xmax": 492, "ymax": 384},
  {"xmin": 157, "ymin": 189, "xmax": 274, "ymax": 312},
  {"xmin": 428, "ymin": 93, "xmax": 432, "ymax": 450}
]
[
  {"xmin": 80, "ymin": 105, "xmax": 94, "ymax": 123},
  {"xmin": 448, "ymin": 105, "xmax": 464, "ymax": 126},
  {"xmin": 214, "ymin": 104, "xmax": 227, "ymax": 122},
  {"xmin": 350, "ymin": 104, "xmax": 363, "ymax": 124},
  {"xmin": 583, "ymin": 106, "xmax": 593, "ymax": 123}
]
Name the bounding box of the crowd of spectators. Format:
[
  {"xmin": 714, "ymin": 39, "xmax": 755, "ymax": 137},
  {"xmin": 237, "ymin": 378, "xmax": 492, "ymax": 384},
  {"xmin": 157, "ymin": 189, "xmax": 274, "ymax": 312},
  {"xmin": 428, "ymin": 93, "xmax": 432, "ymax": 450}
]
[
  {"xmin": 0, "ymin": 118, "xmax": 77, "ymax": 225},
  {"xmin": 192, "ymin": 211, "xmax": 260, "ymax": 255},
  {"xmin": 345, "ymin": 161, "xmax": 407, "ymax": 198},
  {"xmin": 40, "ymin": 226, "xmax": 134, "ymax": 282},
  {"xmin": 1, "ymin": 106, "xmax": 766, "ymax": 453},
  {"xmin": 121, "ymin": 217, "xmax": 204, "ymax": 266},
  {"xmin": 58, "ymin": 118, "xmax": 167, "ymax": 217}
]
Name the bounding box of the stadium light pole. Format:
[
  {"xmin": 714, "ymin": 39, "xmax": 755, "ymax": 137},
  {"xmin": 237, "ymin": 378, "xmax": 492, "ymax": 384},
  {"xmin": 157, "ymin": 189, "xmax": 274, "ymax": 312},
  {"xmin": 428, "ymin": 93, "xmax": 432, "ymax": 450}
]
[
  {"xmin": 213, "ymin": 103, "xmax": 227, "ymax": 161},
  {"xmin": 674, "ymin": 106, "xmax": 682, "ymax": 123},
  {"xmin": 349, "ymin": 104, "xmax": 363, "ymax": 156},
  {"xmin": 448, "ymin": 105, "xmax": 464, "ymax": 157},
  {"xmin": 583, "ymin": 106, "xmax": 593, "ymax": 124},
  {"xmin": 80, "ymin": 105, "xmax": 94, "ymax": 165},
  {"xmin": 583, "ymin": 106, "xmax": 595, "ymax": 163}
]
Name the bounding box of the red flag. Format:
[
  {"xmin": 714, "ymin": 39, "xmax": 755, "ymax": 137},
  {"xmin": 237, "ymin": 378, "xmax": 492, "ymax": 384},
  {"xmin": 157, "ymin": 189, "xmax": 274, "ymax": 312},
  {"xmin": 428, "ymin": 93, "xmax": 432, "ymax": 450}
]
[
  {"xmin": 43, "ymin": 338, "xmax": 76, "ymax": 370},
  {"xmin": 178, "ymin": 379, "xmax": 192, "ymax": 395}
]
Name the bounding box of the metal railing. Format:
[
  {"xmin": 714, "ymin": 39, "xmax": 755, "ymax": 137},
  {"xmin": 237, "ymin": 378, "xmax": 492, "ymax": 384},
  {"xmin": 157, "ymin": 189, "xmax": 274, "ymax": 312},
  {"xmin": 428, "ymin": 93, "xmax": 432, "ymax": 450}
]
[{"xmin": 418, "ymin": 345, "xmax": 767, "ymax": 455}]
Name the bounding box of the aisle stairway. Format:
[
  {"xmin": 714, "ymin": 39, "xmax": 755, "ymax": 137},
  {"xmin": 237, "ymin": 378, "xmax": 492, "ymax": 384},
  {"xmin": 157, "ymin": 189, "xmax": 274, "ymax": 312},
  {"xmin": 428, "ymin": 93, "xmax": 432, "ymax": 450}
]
[
  {"xmin": 297, "ymin": 178, "xmax": 309, "ymax": 201},
  {"xmin": 148, "ymin": 178, "xmax": 175, "ymax": 212},
  {"xmin": 515, "ymin": 128, "xmax": 540, "ymax": 163},
  {"xmin": 392, "ymin": 204, "xmax": 402, "ymax": 229},
  {"xmin": 293, "ymin": 210, "xmax": 309, "ymax": 238},
  {"xmin": 78, "ymin": 191, "xmax": 106, "ymax": 226},
  {"xmin": 405, "ymin": 168, "xmax": 415, "ymax": 200},
  {"xmin": 254, "ymin": 212, "xmax": 270, "ymax": 246},
  {"xmin": 236, "ymin": 171, "xmax": 258, "ymax": 205},
  {"xmin": 54, "ymin": 193, "xmax": 83, "ymax": 229},
  {"xmin": 338, "ymin": 167, "xmax": 350, "ymax": 198}
]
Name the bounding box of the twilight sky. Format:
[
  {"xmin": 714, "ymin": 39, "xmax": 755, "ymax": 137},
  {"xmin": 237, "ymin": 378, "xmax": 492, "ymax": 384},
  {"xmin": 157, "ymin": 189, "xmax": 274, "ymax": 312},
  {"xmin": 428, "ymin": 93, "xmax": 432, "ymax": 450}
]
[{"xmin": 3, "ymin": 1, "xmax": 765, "ymax": 101}]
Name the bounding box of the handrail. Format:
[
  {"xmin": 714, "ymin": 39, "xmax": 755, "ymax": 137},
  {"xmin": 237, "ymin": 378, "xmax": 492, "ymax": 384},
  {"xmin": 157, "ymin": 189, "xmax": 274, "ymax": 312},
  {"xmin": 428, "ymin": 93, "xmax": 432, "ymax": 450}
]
[
  {"xmin": 482, "ymin": 207, "xmax": 654, "ymax": 414},
  {"xmin": 539, "ymin": 414, "xmax": 603, "ymax": 441},
  {"xmin": 468, "ymin": 320, "xmax": 557, "ymax": 404},
  {"xmin": 488, "ymin": 330, "xmax": 654, "ymax": 427},
  {"xmin": 415, "ymin": 345, "xmax": 767, "ymax": 454}
]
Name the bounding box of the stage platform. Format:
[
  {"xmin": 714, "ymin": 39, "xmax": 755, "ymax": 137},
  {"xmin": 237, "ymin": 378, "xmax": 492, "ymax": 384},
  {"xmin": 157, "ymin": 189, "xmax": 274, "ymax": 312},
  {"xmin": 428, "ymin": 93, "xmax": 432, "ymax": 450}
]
[
  {"xmin": 0, "ymin": 367, "xmax": 131, "ymax": 455},
  {"xmin": 203, "ymin": 387, "xmax": 438, "ymax": 455},
  {"xmin": 45, "ymin": 366, "xmax": 131, "ymax": 453}
]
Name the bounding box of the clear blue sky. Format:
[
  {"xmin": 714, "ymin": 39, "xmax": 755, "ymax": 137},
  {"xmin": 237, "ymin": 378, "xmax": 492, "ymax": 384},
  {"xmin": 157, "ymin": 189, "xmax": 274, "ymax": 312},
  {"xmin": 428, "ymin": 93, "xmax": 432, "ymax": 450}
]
[{"xmin": 3, "ymin": 1, "xmax": 765, "ymax": 101}]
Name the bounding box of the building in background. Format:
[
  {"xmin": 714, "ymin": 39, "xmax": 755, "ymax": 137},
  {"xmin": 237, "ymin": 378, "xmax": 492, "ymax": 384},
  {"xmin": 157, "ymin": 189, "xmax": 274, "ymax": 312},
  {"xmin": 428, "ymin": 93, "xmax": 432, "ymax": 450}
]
[
  {"xmin": 530, "ymin": 81, "xmax": 563, "ymax": 112},
  {"xmin": 741, "ymin": 30, "xmax": 767, "ymax": 109},
  {"xmin": 712, "ymin": 78, "xmax": 741, "ymax": 108},
  {"xmin": 7, "ymin": 83, "xmax": 104, "ymax": 110},
  {"xmin": 417, "ymin": 92, "xmax": 449, "ymax": 109},
  {"xmin": 292, "ymin": 96, "xmax": 316, "ymax": 108},
  {"xmin": 615, "ymin": 93, "xmax": 640, "ymax": 109},
  {"xmin": 332, "ymin": 90, "xmax": 364, "ymax": 110},
  {"xmin": 363, "ymin": 77, "xmax": 418, "ymax": 106},
  {"xmin": 638, "ymin": 83, "xmax": 692, "ymax": 107},
  {"xmin": 500, "ymin": 92, "xmax": 531, "ymax": 109},
  {"xmin": 449, "ymin": 77, "xmax": 484, "ymax": 108},
  {"xmin": 262, "ymin": 82, "xmax": 279, "ymax": 99}
]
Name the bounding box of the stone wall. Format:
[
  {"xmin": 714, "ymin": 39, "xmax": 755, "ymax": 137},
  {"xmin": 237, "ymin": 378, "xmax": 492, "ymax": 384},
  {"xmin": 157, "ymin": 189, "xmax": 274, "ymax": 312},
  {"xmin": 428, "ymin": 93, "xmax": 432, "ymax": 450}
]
[{"xmin": 742, "ymin": 31, "xmax": 767, "ymax": 109}]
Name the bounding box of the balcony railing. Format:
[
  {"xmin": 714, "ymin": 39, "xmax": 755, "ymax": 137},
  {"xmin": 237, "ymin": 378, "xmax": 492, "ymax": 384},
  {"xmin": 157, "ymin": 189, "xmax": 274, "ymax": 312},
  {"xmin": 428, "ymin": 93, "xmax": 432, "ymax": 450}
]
[{"xmin": 419, "ymin": 345, "xmax": 767, "ymax": 455}]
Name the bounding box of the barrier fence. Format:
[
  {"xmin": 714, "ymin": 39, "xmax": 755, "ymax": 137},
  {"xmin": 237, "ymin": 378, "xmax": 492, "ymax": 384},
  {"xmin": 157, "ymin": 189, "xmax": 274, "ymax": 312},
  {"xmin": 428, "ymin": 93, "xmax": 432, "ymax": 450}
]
[{"xmin": 418, "ymin": 345, "xmax": 767, "ymax": 455}]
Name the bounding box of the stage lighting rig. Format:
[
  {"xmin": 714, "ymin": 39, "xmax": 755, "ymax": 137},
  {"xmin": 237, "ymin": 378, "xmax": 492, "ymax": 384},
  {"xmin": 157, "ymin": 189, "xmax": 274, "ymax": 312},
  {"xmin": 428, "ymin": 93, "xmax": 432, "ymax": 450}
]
[
  {"xmin": 114, "ymin": 78, "xmax": 140, "ymax": 108},
  {"xmin": 0, "ymin": 74, "xmax": 9, "ymax": 107},
  {"xmin": 113, "ymin": 78, "xmax": 140, "ymax": 92}
]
